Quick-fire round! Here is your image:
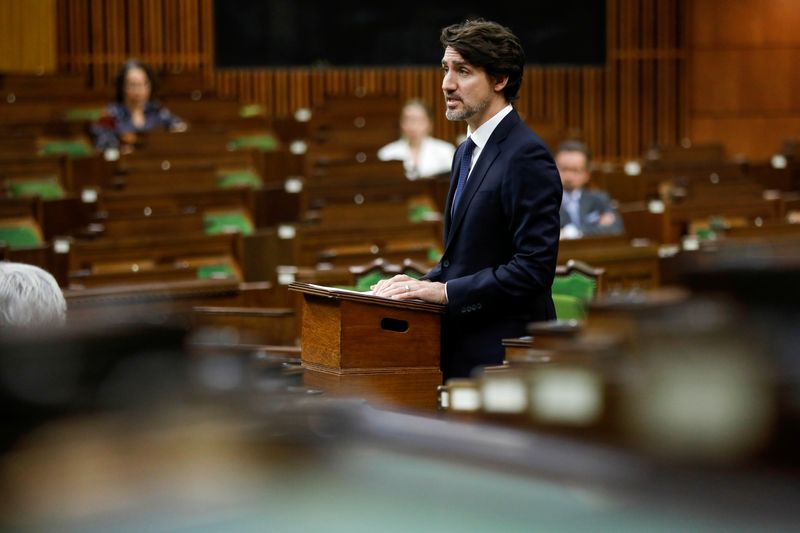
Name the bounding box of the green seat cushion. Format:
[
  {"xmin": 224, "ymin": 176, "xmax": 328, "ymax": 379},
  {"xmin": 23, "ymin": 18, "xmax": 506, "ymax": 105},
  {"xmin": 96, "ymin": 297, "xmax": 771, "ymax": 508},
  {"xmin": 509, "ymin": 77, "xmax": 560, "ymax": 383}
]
[
  {"xmin": 553, "ymin": 293, "xmax": 586, "ymax": 321},
  {"xmin": 354, "ymin": 270, "xmax": 388, "ymax": 292},
  {"xmin": 203, "ymin": 211, "xmax": 254, "ymax": 236},
  {"xmin": 64, "ymin": 107, "xmax": 105, "ymax": 122},
  {"xmin": 239, "ymin": 104, "xmax": 266, "ymax": 118},
  {"xmin": 402, "ymin": 269, "xmax": 422, "ymax": 280},
  {"xmin": 408, "ymin": 202, "xmax": 433, "ymax": 223},
  {"xmin": 228, "ymin": 134, "xmax": 278, "ymax": 152},
  {"xmin": 552, "ymin": 273, "xmax": 596, "ymax": 304},
  {"xmin": 40, "ymin": 140, "xmax": 93, "ymax": 158},
  {"xmin": 217, "ymin": 170, "xmax": 263, "ymax": 189},
  {"xmin": 427, "ymin": 247, "xmax": 442, "ymax": 262},
  {"xmin": 0, "ymin": 226, "xmax": 42, "ymax": 248},
  {"xmin": 197, "ymin": 263, "xmax": 236, "ymax": 279},
  {"xmin": 8, "ymin": 177, "xmax": 65, "ymax": 200},
  {"xmin": 695, "ymin": 226, "xmax": 716, "ymax": 240},
  {"xmin": 354, "ymin": 268, "xmax": 423, "ymax": 292}
]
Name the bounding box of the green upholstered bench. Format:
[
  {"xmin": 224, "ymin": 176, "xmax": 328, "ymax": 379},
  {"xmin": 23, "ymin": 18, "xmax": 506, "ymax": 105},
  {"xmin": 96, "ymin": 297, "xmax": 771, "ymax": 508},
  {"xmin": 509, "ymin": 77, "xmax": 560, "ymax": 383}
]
[
  {"xmin": 7, "ymin": 177, "xmax": 65, "ymax": 200},
  {"xmin": 63, "ymin": 107, "xmax": 105, "ymax": 122},
  {"xmin": 408, "ymin": 202, "xmax": 433, "ymax": 223},
  {"xmin": 552, "ymin": 293, "xmax": 587, "ymax": 321},
  {"xmin": 217, "ymin": 170, "xmax": 263, "ymax": 189},
  {"xmin": 349, "ymin": 260, "xmax": 425, "ymax": 293},
  {"xmin": 551, "ymin": 260, "xmax": 604, "ymax": 321},
  {"xmin": 0, "ymin": 224, "xmax": 43, "ymax": 249},
  {"xmin": 239, "ymin": 104, "xmax": 266, "ymax": 118},
  {"xmin": 39, "ymin": 139, "xmax": 93, "ymax": 158},
  {"xmin": 228, "ymin": 134, "xmax": 278, "ymax": 152},
  {"xmin": 197, "ymin": 263, "xmax": 237, "ymax": 279},
  {"xmin": 203, "ymin": 210, "xmax": 254, "ymax": 236}
]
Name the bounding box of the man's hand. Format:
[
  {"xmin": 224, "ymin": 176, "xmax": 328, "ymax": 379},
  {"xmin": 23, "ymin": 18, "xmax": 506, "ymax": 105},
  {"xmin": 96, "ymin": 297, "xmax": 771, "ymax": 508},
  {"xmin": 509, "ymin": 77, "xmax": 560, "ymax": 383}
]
[
  {"xmin": 599, "ymin": 212, "xmax": 616, "ymax": 226},
  {"xmin": 372, "ymin": 274, "xmax": 447, "ymax": 304},
  {"xmin": 560, "ymin": 224, "xmax": 582, "ymax": 240}
]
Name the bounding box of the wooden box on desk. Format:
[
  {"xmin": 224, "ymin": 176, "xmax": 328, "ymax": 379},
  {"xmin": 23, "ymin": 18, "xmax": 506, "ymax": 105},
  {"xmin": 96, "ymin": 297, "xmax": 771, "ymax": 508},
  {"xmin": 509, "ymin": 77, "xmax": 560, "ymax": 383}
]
[{"xmin": 288, "ymin": 282, "xmax": 444, "ymax": 410}]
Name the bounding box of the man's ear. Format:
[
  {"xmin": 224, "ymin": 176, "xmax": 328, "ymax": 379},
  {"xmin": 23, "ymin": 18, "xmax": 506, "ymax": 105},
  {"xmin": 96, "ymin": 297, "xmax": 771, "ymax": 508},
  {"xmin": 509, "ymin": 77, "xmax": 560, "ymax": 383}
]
[{"xmin": 493, "ymin": 75, "xmax": 509, "ymax": 94}]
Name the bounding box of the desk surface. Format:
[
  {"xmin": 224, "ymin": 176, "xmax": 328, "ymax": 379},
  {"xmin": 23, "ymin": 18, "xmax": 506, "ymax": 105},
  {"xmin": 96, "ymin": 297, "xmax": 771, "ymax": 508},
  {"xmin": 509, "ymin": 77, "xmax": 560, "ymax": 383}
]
[{"xmin": 7, "ymin": 403, "xmax": 798, "ymax": 532}]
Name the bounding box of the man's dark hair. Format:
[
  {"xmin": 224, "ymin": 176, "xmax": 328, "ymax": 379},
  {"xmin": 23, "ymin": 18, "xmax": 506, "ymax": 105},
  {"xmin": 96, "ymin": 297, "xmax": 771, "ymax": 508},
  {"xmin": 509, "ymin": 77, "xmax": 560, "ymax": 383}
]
[
  {"xmin": 440, "ymin": 19, "xmax": 525, "ymax": 103},
  {"xmin": 555, "ymin": 139, "xmax": 592, "ymax": 166},
  {"xmin": 113, "ymin": 59, "xmax": 158, "ymax": 104}
]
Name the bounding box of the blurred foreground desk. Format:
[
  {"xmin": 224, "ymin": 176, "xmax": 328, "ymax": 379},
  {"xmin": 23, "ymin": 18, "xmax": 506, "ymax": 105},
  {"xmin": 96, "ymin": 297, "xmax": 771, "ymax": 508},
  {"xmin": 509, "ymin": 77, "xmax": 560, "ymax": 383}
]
[
  {"xmin": 5, "ymin": 400, "xmax": 799, "ymax": 532},
  {"xmin": 289, "ymin": 282, "xmax": 444, "ymax": 410},
  {"xmin": 1, "ymin": 322, "xmax": 798, "ymax": 532}
]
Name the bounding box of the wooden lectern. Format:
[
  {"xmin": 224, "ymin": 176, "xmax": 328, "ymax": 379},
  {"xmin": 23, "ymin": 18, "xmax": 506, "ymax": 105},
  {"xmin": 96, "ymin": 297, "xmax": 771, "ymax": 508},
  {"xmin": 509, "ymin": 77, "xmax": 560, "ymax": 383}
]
[{"xmin": 289, "ymin": 282, "xmax": 444, "ymax": 410}]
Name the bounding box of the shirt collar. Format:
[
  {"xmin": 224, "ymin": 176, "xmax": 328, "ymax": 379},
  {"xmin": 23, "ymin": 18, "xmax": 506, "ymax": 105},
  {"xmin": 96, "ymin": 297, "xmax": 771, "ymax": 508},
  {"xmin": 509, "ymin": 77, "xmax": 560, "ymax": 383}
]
[
  {"xmin": 564, "ymin": 188, "xmax": 583, "ymax": 201},
  {"xmin": 466, "ymin": 104, "xmax": 513, "ymax": 150}
]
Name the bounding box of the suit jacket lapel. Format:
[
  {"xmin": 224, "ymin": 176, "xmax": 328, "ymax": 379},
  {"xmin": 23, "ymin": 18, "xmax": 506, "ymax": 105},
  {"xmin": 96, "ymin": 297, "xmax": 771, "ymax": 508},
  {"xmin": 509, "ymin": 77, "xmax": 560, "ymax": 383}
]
[
  {"xmin": 445, "ymin": 144, "xmax": 498, "ymax": 248},
  {"xmin": 443, "ymin": 110, "xmax": 519, "ymax": 251},
  {"xmin": 443, "ymin": 146, "xmax": 464, "ymax": 238},
  {"xmin": 579, "ymin": 191, "xmax": 596, "ymax": 224}
]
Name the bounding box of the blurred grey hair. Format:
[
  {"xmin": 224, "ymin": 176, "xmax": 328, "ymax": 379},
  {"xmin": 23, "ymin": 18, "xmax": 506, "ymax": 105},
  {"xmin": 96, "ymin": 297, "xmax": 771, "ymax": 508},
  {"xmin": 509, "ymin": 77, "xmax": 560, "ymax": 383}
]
[{"xmin": 0, "ymin": 262, "xmax": 66, "ymax": 328}]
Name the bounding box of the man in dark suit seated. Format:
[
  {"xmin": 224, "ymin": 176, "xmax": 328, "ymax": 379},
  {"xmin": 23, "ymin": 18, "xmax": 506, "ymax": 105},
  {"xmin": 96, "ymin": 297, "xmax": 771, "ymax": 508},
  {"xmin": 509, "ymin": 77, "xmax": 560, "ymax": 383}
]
[
  {"xmin": 374, "ymin": 19, "xmax": 562, "ymax": 380},
  {"xmin": 556, "ymin": 140, "xmax": 625, "ymax": 239}
]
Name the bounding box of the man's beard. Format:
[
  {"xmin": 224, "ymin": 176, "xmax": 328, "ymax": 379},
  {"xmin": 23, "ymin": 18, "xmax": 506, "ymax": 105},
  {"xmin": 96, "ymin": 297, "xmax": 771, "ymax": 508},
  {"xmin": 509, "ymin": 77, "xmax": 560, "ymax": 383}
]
[{"xmin": 445, "ymin": 94, "xmax": 490, "ymax": 122}]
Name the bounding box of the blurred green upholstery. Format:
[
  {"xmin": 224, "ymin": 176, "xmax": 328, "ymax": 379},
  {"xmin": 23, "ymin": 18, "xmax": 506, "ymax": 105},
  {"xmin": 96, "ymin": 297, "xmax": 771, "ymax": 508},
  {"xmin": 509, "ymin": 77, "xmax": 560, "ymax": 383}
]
[
  {"xmin": 197, "ymin": 263, "xmax": 236, "ymax": 279},
  {"xmin": 402, "ymin": 269, "xmax": 422, "ymax": 280},
  {"xmin": 239, "ymin": 104, "xmax": 266, "ymax": 118},
  {"xmin": 551, "ymin": 272, "xmax": 597, "ymax": 304},
  {"xmin": 228, "ymin": 134, "xmax": 278, "ymax": 152},
  {"xmin": 40, "ymin": 140, "xmax": 93, "ymax": 158},
  {"xmin": 352, "ymin": 264, "xmax": 424, "ymax": 293},
  {"xmin": 427, "ymin": 247, "xmax": 442, "ymax": 262},
  {"xmin": 217, "ymin": 170, "xmax": 262, "ymax": 189},
  {"xmin": 64, "ymin": 107, "xmax": 104, "ymax": 122},
  {"xmin": 551, "ymin": 263, "xmax": 601, "ymax": 321},
  {"xmin": 203, "ymin": 211, "xmax": 254, "ymax": 236},
  {"xmin": 354, "ymin": 270, "xmax": 386, "ymax": 292},
  {"xmin": 408, "ymin": 202, "xmax": 433, "ymax": 223},
  {"xmin": 0, "ymin": 225, "xmax": 42, "ymax": 249},
  {"xmin": 552, "ymin": 294, "xmax": 587, "ymax": 321},
  {"xmin": 8, "ymin": 177, "xmax": 65, "ymax": 200}
]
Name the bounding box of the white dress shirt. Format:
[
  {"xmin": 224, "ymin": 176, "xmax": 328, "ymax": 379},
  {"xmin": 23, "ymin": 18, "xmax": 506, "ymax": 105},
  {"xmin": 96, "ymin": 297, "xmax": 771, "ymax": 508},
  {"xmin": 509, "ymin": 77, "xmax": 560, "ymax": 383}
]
[
  {"xmin": 377, "ymin": 136, "xmax": 456, "ymax": 179},
  {"xmin": 462, "ymin": 104, "xmax": 514, "ymax": 181},
  {"xmin": 561, "ymin": 189, "xmax": 584, "ymax": 239}
]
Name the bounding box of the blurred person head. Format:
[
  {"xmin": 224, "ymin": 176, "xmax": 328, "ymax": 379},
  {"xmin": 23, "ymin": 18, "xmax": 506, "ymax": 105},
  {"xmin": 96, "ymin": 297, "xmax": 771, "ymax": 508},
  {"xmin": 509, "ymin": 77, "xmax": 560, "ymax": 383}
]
[
  {"xmin": 440, "ymin": 19, "xmax": 525, "ymax": 128},
  {"xmin": 0, "ymin": 262, "xmax": 66, "ymax": 328},
  {"xmin": 399, "ymin": 99, "xmax": 434, "ymax": 145},
  {"xmin": 555, "ymin": 140, "xmax": 592, "ymax": 193},
  {"xmin": 114, "ymin": 59, "xmax": 157, "ymax": 108}
]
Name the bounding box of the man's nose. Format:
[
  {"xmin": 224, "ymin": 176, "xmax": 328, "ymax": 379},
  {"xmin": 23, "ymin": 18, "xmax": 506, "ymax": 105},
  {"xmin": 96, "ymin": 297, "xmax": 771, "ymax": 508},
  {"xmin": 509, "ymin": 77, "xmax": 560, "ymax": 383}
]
[{"xmin": 442, "ymin": 71, "xmax": 456, "ymax": 91}]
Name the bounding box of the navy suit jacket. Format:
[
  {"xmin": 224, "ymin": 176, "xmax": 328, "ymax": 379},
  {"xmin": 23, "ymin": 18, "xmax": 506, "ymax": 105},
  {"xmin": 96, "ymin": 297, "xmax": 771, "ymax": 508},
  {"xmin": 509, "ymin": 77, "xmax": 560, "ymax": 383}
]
[{"xmin": 424, "ymin": 110, "xmax": 562, "ymax": 380}]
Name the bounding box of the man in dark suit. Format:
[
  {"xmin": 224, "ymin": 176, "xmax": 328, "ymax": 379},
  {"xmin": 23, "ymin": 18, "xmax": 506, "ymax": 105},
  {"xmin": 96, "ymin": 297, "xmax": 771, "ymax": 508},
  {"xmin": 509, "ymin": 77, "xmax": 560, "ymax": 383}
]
[
  {"xmin": 556, "ymin": 140, "xmax": 625, "ymax": 239},
  {"xmin": 373, "ymin": 19, "xmax": 562, "ymax": 380}
]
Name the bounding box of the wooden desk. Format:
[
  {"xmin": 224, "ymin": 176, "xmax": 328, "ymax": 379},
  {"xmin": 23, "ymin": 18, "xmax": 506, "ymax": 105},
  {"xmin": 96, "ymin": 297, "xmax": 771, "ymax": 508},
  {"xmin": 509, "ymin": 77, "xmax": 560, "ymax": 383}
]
[{"xmin": 290, "ymin": 282, "xmax": 444, "ymax": 411}]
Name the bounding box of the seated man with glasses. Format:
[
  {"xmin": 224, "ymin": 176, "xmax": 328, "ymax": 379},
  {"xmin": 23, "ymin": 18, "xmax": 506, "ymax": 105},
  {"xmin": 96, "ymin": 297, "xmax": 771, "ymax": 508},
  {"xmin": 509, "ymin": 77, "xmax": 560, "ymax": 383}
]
[{"xmin": 556, "ymin": 140, "xmax": 624, "ymax": 239}]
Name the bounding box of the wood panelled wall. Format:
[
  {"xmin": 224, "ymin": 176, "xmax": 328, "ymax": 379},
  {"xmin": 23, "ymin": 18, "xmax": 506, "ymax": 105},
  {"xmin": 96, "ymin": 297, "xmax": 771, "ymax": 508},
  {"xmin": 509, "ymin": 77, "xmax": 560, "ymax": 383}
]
[
  {"xmin": 0, "ymin": 0, "xmax": 57, "ymax": 73},
  {"xmin": 688, "ymin": 0, "xmax": 800, "ymax": 160},
  {"xmin": 55, "ymin": 0, "xmax": 686, "ymax": 161}
]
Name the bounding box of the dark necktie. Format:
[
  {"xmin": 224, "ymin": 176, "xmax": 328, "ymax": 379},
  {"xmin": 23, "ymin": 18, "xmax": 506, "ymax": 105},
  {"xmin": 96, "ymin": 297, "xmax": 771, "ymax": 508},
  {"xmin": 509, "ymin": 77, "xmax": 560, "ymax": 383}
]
[{"xmin": 451, "ymin": 137, "xmax": 476, "ymax": 216}]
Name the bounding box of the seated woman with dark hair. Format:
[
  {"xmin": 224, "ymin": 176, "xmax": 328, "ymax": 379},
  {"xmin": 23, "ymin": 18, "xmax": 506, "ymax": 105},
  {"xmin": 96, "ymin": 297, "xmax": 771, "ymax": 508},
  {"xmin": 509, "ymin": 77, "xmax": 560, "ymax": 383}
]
[{"xmin": 90, "ymin": 59, "xmax": 187, "ymax": 153}]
